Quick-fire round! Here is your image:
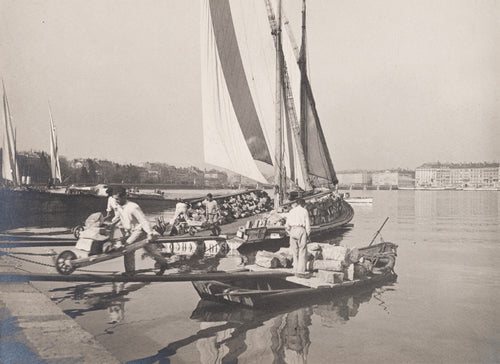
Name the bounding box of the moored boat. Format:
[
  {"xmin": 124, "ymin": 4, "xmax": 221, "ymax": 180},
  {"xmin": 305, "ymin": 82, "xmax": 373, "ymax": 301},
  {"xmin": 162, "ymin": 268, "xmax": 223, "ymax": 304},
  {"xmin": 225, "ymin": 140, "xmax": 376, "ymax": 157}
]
[
  {"xmin": 344, "ymin": 195, "xmax": 374, "ymax": 204},
  {"xmin": 192, "ymin": 241, "xmax": 397, "ymax": 307}
]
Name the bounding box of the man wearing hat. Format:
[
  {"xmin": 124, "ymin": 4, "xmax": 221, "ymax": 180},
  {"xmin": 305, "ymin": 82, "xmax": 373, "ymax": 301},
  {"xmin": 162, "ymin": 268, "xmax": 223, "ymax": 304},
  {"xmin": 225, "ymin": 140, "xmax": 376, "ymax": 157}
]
[
  {"xmin": 285, "ymin": 198, "xmax": 311, "ymax": 278},
  {"xmin": 113, "ymin": 187, "xmax": 168, "ymax": 275}
]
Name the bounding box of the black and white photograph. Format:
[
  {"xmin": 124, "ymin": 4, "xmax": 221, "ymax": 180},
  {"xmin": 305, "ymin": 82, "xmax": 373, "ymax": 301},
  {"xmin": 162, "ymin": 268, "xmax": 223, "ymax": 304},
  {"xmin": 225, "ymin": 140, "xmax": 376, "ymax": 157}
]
[{"xmin": 0, "ymin": 0, "xmax": 498, "ymax": 363}]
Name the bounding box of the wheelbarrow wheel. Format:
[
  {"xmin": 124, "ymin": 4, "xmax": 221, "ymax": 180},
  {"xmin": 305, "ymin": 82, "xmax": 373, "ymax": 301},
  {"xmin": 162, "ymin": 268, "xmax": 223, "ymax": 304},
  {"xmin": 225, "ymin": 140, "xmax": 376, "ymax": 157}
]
[
  {"xmin": 55, "ymin": 250, "xmax": 77, "ymax": 275},
  {"xmin": 72, "ymin": 225, "xmax": 84, "ymax": 239},
  {"xmin": 188, "ymin": 227, "xmax": 196, "ymax": 236}
]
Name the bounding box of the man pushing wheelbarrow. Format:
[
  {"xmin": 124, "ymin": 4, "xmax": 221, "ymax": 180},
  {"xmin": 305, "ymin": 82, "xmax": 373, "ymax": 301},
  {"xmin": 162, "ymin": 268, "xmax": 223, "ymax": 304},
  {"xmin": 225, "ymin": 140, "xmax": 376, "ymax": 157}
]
[{"xmin": 55, "ymin": 187, "xmax": 169, "ymax": 276}]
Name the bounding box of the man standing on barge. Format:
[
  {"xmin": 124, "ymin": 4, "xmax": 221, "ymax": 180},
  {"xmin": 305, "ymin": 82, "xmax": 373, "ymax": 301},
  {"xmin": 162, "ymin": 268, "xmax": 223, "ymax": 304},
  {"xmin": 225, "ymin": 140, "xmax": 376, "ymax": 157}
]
[
  {"xmin": 285, "ymin": 198, "xmax": 311, "ymax": 278},
  {"xmin": 203, "ymin": 193, "xmax": 221, "ymax": 236}
]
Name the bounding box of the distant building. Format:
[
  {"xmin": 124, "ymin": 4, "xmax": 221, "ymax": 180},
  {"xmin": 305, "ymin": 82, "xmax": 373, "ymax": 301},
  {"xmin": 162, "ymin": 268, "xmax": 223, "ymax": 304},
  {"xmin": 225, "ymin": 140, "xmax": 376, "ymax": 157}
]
[
  {"xmin": 139, "ymin": 169, "xmax": 160, "ymax": 183},
  {"xmin": 415, "ymin": 162, "xmax": 499, "ymax": 188},
  {"xmin": 372, "ymin": 171, "xmax": 415, "ymax": 188},
  {"xmin": 204, "ymin": 170, "xmax": 228, "ymax": 188},
  {"xmin": 337, "ymin": 172, "xmax": 371, "ymax": 188}
]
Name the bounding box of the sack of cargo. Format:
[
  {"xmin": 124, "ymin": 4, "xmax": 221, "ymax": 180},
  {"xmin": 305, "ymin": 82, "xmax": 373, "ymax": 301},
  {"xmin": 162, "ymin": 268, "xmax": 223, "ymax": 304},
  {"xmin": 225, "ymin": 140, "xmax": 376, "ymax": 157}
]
[
  {"xmin": 307, "ymin": 242, "xmax": 321, "ymax": 251},
  {"xmin": 313, "ymin": 259, "xmax": 345, "ymax": 271},
  {"xmin": 360, "ymin": 259, "xmax": 373, "ymax": 272},
  {"xmin": 75, "ymin": 238, "xmax": 95, "ymax": 252},
  {"xmin": 345, "ymin": 264, "xmax": 354, "ymax": 281},
  {"xmin": 321, "ymin": 245, "xmax": 349, "ymax": 261},
  {"xmin": 308, "ymin": 249, "xmax": 321, "ymax": 260},
  {"xmin": 317, "ymin": 270, "xmax": 344, "ymax": 284},
  {"xmin": 306, "ymin": 244, "xmax": 321, "ymax": 259},
  {"xmin": 275, "ymin": 248, "xmax": 293, "ymax": 268},
  {"xmin": 348, "ymin": 247, "xmax": 361, "ymax": 264},
  {"xmin": 353, "ymin": 262, "xmax": 370, "ymax": 279},
  {"xmin": 276, "ymin": 247, "xmax": 291, "ymax": 255},
  {"xmin": 255, "ymin": 251, "xmax": 280, "ymax": 269},
  {"xmin": 75, "ymin": 238, "xmax": 105, "ymax": 255}
]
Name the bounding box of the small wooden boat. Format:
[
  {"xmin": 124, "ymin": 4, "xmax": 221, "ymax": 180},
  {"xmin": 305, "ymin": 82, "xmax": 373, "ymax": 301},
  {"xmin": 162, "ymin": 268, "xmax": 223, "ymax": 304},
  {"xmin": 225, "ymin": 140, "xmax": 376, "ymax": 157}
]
[
  {"xmin": 192, "ymin": 241, "xmax": 397, "ymax": 307},
  {"xmin": 344, "ymin": 196, "xmax": 373, "ymax": 204}
]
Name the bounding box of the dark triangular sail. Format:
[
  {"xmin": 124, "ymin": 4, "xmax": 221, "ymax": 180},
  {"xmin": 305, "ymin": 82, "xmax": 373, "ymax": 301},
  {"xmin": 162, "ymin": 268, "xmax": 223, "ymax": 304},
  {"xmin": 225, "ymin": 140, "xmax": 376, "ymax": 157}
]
[
  {"xmin": 299, "ymin": 1, "xmax": 338, "ymax": 185},
  {"xmin": 300, "ymin": 75, "xmax": 338, "ymax": 185}
]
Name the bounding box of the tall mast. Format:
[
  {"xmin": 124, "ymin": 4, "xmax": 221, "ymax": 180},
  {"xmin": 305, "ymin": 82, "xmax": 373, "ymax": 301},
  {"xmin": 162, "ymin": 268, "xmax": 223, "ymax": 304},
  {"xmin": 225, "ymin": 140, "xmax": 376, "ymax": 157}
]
[
  {"xmin": 266, "ymin": 0, "xmax": 312, "ymax": 193},
  {"xmin": 273, "ymin": 0, "xmax": 284, "ymax": 208},
  {"xmin": 287, "ymin": 0, "xmax": 338, "ymax": 186},
  {"xmin": 300, "ymin": 0, "xmax": 308, "ymax": 157}
]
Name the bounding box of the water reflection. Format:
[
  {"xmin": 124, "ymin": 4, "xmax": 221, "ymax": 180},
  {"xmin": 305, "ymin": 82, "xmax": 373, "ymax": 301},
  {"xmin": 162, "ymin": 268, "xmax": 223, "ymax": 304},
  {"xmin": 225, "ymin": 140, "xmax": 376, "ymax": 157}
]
[
  {"xmin": 414, "ymin": 190, "xmax": 499, "ymax": 220},
  {"xmin": 50, "ymin": 281, "xmax": 149, "ymax": 325},
  {"xmin": 129, "ymin": 284, "xmax": 394, "ymax": 363}
]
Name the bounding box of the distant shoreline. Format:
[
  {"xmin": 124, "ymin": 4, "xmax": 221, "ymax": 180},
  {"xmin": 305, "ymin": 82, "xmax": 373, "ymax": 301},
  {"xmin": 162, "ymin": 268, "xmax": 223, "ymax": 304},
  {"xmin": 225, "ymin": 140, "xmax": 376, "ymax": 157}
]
[{"xmin": 338, "ymin": 186, "xmax": 500, "ymax": 191}]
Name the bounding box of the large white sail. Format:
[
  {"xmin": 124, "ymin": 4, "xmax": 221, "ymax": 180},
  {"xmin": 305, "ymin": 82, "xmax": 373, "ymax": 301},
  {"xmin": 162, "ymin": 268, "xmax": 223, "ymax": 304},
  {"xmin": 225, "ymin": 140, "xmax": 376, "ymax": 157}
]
[
  {"xmin": 1, "ymin": 83, "xmax": 20, "ymax": 186},
  {"xmin": 201, "ymin": 0, "xmax": 337, "ymax": 188},
  {"xmin": 48, "ymin": 105, "xmax": 62, "ymax": 183},
  {"xmin": 201, "ymin": 0, "xmax": 271, "ymax": 184}
]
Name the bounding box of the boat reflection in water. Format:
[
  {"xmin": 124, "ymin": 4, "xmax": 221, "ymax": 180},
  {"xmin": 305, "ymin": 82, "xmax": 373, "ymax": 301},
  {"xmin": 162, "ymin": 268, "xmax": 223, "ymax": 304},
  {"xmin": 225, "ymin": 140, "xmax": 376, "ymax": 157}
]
[{"xmin": 131, "ymin": 283, "xmax": 395, "ymax": 363}]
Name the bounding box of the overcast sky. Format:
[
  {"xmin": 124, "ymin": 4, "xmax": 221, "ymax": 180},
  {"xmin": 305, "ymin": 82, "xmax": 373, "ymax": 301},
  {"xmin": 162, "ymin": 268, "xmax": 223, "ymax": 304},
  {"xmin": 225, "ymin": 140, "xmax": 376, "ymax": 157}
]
[{"xmin": 1, "ymin": 0, "xmax": 498, "ymax": 171}]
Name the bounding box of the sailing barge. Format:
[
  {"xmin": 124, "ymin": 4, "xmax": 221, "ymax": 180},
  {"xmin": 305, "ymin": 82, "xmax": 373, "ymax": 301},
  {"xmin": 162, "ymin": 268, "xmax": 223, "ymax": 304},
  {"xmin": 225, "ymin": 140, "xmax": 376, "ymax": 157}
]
[
  {"xmin": 200, "ymin": 0, "xmax": 353, "ymax": 246},
  {"xmin": 192, "ymin": 241, "xmax": 398, "ymax": 308}
]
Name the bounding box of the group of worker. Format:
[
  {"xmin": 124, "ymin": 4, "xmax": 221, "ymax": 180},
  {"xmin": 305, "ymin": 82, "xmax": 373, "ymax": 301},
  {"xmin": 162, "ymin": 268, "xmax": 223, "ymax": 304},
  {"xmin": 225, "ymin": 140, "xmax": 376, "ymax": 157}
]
[
  {"xmin": 103, "ymin": 187, "xmax": 312, "ymax": 278},
  {"xmin": 172, "ymin": 191, "xmax": 272, "ymax": 228}
]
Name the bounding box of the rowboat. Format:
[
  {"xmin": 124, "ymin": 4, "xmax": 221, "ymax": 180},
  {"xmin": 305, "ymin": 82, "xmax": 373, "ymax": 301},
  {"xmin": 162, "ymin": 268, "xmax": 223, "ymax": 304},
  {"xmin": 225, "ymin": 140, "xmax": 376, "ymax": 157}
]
[
  {"xmin": 192, "ymin": 241, "xmax": 397, "ymax": 307},
  {"xmin": 344, "ymin": 196, "xmax": 374, "ymax": 204}
]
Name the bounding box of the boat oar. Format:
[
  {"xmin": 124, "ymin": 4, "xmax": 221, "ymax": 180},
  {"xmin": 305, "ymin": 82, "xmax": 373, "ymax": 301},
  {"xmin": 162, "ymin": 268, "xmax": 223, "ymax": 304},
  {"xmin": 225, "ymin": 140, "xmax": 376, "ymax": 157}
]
[{"xmin": 369, "ymin": 217, "xmax": 389, "ymax": 246}]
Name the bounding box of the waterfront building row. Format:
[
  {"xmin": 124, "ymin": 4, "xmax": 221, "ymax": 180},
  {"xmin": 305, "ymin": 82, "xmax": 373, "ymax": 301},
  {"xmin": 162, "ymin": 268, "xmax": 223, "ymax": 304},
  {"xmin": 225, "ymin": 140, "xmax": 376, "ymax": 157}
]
[
  {"xmin": 337, "ymin": 162, "xmax": 500, "ymax": 189},
  {"xmin": 415, "ymin": 163, "xmax": 500, "ymax": 188}
]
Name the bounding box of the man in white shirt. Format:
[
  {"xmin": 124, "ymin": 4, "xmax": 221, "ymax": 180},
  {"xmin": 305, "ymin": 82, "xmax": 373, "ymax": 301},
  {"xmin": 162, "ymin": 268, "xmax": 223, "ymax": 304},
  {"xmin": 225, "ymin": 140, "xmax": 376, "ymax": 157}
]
[
  {"xmin": 105, "ymin": 187, "xmax": 121, "ymax": 222},
  {"xmin": 113, "ymin": 187, "xmax": 168, "ymax": 275},
  {"xmin": 202, "ymin": 193, "xmax": 221, "ymax": 236},
  {"xmin": 172, "ymin": 198, "xmax": 188, "ymax": 223},
  {"xmin": 285, "ymin": 198, "xmax": 311, "ymax": 277}
]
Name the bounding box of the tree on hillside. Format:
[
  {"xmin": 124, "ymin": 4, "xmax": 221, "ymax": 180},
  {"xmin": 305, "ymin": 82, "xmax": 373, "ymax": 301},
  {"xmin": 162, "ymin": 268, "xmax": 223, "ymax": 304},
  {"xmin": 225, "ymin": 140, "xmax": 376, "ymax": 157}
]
[
  {"xmin": 79, "ymin": 166, "xmax": 90, "ymax": 183},
  {"xmin": 86, "ymin": 159, "xmax": 98, "ymax": 183}
]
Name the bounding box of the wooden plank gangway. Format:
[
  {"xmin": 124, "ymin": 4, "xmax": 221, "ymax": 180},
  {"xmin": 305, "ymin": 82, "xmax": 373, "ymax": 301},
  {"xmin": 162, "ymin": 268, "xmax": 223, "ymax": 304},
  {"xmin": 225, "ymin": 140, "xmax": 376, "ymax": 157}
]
[{"xmin": 0, "ymin": 270, "xmax": 293, "ymax": 283}]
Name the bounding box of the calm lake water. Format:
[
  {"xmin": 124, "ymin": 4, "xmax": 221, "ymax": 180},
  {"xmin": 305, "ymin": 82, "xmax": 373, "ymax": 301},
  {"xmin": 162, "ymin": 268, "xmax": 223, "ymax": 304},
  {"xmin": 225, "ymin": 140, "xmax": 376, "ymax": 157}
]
[{"xmin": 37, "ymin": 190, "xmax": 500, "ymax": 363}]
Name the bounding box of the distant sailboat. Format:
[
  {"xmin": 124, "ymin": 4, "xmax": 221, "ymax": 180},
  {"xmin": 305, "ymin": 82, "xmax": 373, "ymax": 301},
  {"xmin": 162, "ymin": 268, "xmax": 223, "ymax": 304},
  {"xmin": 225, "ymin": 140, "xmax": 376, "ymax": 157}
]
[
  {"xmin": 48, "ymin": 103, "xmax": 62, "ymax": 184},
  {"xmin": 1, "ymin": 81, "xmax": 20, "ymax": 186}
]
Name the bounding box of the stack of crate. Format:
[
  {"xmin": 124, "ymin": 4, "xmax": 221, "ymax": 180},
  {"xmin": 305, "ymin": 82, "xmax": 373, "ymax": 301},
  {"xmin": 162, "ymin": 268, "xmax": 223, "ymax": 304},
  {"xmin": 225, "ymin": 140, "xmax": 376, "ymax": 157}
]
[{"xmin": 308, "ymin": 243, "xmax": 355, "ymax": 283}]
